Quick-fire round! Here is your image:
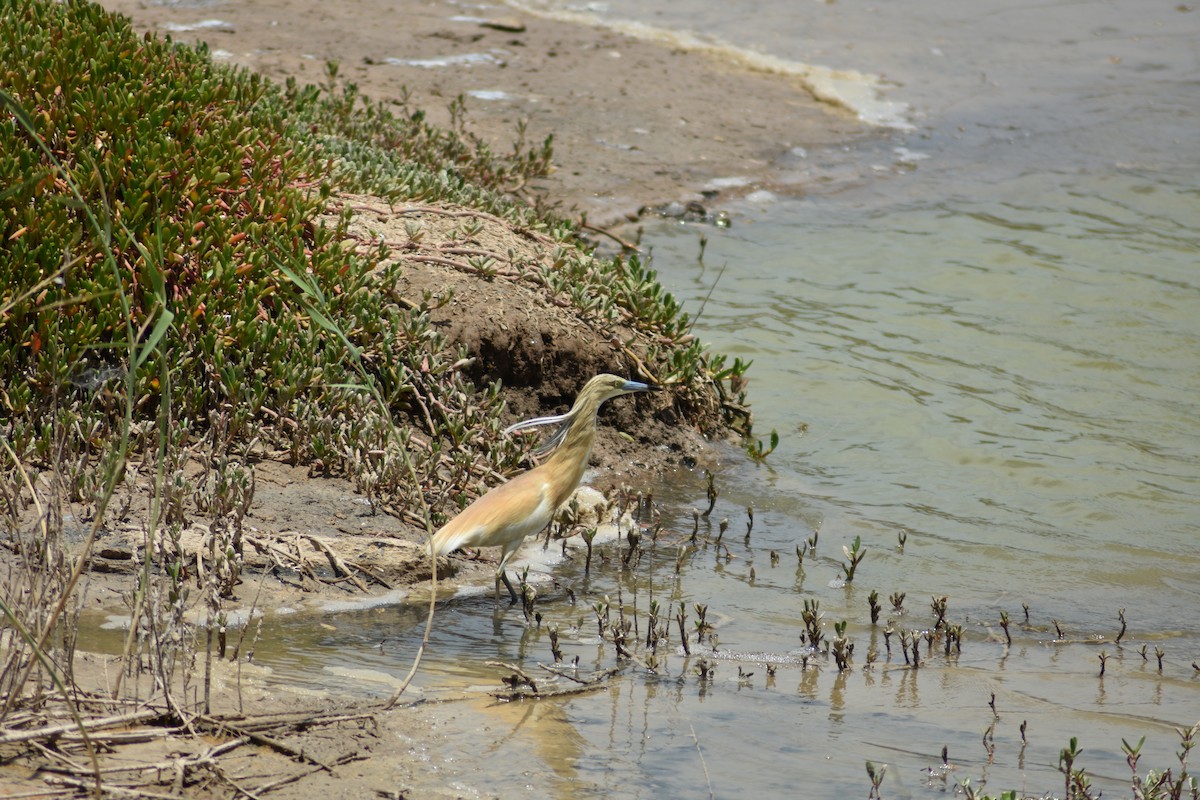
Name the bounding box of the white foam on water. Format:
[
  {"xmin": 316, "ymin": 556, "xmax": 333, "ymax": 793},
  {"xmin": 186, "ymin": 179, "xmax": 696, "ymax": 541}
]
[
  {"xmin": 502, "ymin": 0, "xmax": 913, "ymax": 130},
  {"xmin": 706, "ymin": 176, "xmax": 752, "ymax": 190},
  {"xmin": 319, "ymin": 588, "xmax": 409, "ymax": 614},
  {"xmin": 744, "ymin": 189, "xmax": 778, "ymax": 204}
]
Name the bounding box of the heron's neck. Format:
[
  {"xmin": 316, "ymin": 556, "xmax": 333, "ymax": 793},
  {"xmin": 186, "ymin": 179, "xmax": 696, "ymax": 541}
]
[{"xmin": 542, "ymin": 403, "xmax": 602, "ymax": 507}]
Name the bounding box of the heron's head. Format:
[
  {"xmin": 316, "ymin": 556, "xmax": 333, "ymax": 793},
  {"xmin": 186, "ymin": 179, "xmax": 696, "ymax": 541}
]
[
  {"xmin": 504, "ymin": 374, "xmax": 660, "ymax": 455},
  {"xmin": 581, "ymin": 373, "xmax": 660, "ymax": 405}
]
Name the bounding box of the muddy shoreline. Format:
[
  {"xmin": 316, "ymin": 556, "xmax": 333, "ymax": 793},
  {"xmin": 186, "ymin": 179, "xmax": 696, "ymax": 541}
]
[{"xmin": 100, "ymin": 0, "xmax": 875, "ymax": 225}]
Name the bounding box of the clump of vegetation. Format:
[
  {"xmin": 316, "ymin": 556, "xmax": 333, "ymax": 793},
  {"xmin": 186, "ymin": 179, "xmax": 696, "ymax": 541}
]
[{"xmin": 0, "ymin": 0, "xmax": 534, "ymax": 513}]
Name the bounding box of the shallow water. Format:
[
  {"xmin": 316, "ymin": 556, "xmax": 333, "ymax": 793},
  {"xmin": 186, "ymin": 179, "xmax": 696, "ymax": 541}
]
[{"xmin": 88, "ymin": 1, "xmax": 1200, "ymax": 797}]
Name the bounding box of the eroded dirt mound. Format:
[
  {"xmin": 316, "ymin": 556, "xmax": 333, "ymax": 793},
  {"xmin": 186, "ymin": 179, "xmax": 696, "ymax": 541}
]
[{"xmin": 327, "ymin": 194, "xmax": 727, "ymax": 476}]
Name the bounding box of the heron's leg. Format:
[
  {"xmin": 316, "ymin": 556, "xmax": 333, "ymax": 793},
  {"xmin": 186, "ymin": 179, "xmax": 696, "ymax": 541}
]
[
  {"xmin": 496, "ymin": 542, "xmax": 521, "ymax": 606},
  {"xmin": 499, "ymin": 570, "xmax": 519, "ymax": 605}
]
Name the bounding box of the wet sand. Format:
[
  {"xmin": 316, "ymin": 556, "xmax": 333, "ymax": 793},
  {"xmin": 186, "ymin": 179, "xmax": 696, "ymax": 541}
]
[{"xmin": 100, "ymin": 0, "xmax": 873, "ymax": 223}]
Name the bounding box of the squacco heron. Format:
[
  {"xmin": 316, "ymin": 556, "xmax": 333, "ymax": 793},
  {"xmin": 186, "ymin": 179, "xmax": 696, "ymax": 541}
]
[{"xmin": 428, "ymin": 374, "xmax": 658, "ymax": 603}]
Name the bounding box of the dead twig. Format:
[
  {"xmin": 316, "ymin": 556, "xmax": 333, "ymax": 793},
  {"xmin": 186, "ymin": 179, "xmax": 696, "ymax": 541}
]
[
  {"xmin": 486, "ymin": 660, "xmax": 538, "ymax": 693},
  {"xmin": 486, "ymin": 661, "xmax": 625, "ymax": 699},
  {"xmin": 302, "ymin": 535, "xmax": 368, "ymax": 592},
  {"xmin": 38, "ymin": 736, "xmax": 249, "ymax": 779},
  {"xmin": 537, "ymin": 664, "xmax": 622, "ymax": 686},
  {"xmin": 580, "ymin": 222, "xmax": 641, "ymax": 253},
  {"xmin": 0, "ymin": 709, "xmax": 161, "ymax": 746},
  {"xmin": 42, "ymin": 776, "xmax": 179, "ymax": 799}
]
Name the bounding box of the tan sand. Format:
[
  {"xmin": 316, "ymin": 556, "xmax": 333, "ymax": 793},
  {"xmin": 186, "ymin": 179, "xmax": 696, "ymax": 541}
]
[{"xmin": 100, "ymin": 0, "xmax": 874, "ymax": 224}]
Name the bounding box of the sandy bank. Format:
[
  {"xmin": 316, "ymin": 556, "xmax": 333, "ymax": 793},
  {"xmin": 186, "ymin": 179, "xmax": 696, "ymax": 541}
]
[{"xmin": 100, "ymin": 0, "xmax": 874, "ymax": 224}]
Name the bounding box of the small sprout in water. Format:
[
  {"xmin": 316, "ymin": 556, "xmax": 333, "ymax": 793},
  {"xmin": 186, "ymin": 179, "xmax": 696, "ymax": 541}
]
[
  {"xmin": 806, "ymin": 530, "xmax": 819, "ymax": 553},
  {"xmin": 832, "ymin": 619, "xmax": 853, "ymax": 671},
  {"xmin": 693, "ymin": 611, "xmax": 711, "ymax": 644},
  {"xmin": 1139, "ymin": 644, "xmax": 1149, "ymax": 661},
  {"xmin": 931, "ymin": 596, "xmax": 948, "ymax": 629},
  {"xmin": 1155, "ymin": 646, "xmax": 1165, "ymax": 672},
  {"xmin": 737, "ymin": 666, "xmax": 754, "ymax": 684},
  {"xmin": 549, "ymin": 625, "xmax": 563, "ymax": 662},
  {"xmin": 1122, "ymin": 735, "xmax": 1145, "ymax": 773},
  {"xmin": 582, "ymin": 527, "xmax": 598, "ymax": 575},
  {"xmin": 1116, "ymin": 607, "xmax": 1127, "ymax": 644},
  {"xmin": 520, "ymin": 572, "xmax": 536, "ymax": 623},
  {"xmin": 749, "ymin": 565, "xmax": 756, "ymax": 582},
  {"xmin": 1022, "ymin": 602, "xmax": 1031, "ymax": 624},
  {"xmin": 897, "ymin": 530, "xmax": 907, "ymax": 551},
  {"xmin": 640, "ymin": 491, "xmax": 654, "ymax": 521},
  {"xmin": 702, "ymin": 470, "xmax": 718, "ymax": 518},
  {"xmin": 890, "ymin": 592, "xmax": 907, "ymax": 615},
  {"xmin": 795, "ymin": 543, "xmax": 804, "ymax": 564},
  {"xmin": 868, "ymin": 589, "xmax": 881, "ymax": 625},
  {"xmin": 1058, "ymin": 737, "xmax": 1084, "ymax": 799},
  {"xmin": 1000, "ymin": 611, "xmax": 1012, "ymax": 646},
  {"xmin": 747, "ymin": 429, "xmax": 779, "ymax": 462},
  {"xmin": 745, "ymin": 505, "xmax": 754, "ymax": 539},
  {"xmin": 674, "ymin": 543, "xmax": 689, "ymax": 575},
  {"xmin": 1053, "ymin": 619, "xmax": 1065, "ymax": 640},
  {"xmin": 983, "ymin": 719, "xmax": 997, "ymax": 761},
  {"xmin": 801, "ymin": 598, "xmax": 824, "ymax": 650},
  {"xmin": 695, "ymin": 659, "xmax": 715, "ymax": 681},
  {"xmin": 676, "ymin": 606, "xmax": 691, "ymax": 656},
  {"xmin": 769, "ymin": 549, "xmax": 779, "ymax": 566},
  {"xmin": 1020, "ymin": 720, "xmax": 1028, "ymax": 744},
  {"xmin": 841, "ymin": 535, "xmax": 866, "ymax": 582},
  {"xmin": 1099, "ymin": 650, "xmax": 1109, "ymax": 677},
  {"xmin": 646, "ymin": 600, "xmax": 662, "ymax": 649},
  {"xmin": 716, "ymin": 517, "xmax": 729, "ymax": 543},
  {"xmin": 690, "ymin": 508, "xmax": 700, "ymax": 543},
  {"xmin": 623, "ymin": 524, "xmax": 640, "ymax": 566},
  {"xmin": 593, "ymin": 599, "xmax": 610, "ymax": 636},
  {"xmin": 988, "ymin": 692, "xmax": 998, "ymax": 718},
  {"xmin": 866, "ymin": 761, "xmax": 888, "ymax": 799}
]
